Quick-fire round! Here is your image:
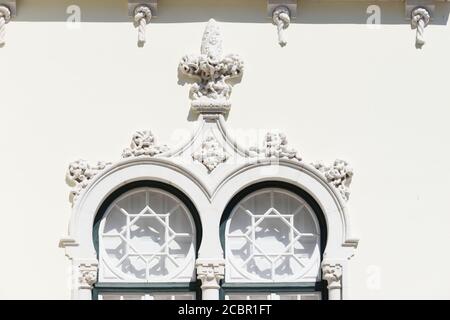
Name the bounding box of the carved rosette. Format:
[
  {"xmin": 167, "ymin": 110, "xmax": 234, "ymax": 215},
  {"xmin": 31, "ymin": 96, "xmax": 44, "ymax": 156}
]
[
  {"xmin": 192, "ymin": 135, "xmax": 229, "ymax": 172},
  {"xmin": 66, "ymin": 159, "xmax": 111, "ymax": 203},
  {"xmin": 122, "ymin": 130, "xmax": 169, "ymax": 158},
  {"xmin": 250, "ymin": 132, "xmax": 301, "ymax": 161},
  {"xmin": 196, "ymin": 260, "xmax": 225, "ymax": 289},
  {"xmin": 78, "ymin": 263, "xmax": 98, "ymax": 289},
  {"xmin": 178, "ymin": 19, "xmax": 244, "ymax": 114},
  {"xmin": 312, "ymin": 159, "xmax": 353, "ymax": 201},
  {"xmin": 322, "ymin": 263, "xmax": 343, "ymax": 289}
]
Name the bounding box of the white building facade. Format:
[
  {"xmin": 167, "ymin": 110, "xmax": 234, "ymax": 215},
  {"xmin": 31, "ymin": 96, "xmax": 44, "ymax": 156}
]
[{"xmin": 0, "ymin": 0, "xmax": 449, "ymax": 299}]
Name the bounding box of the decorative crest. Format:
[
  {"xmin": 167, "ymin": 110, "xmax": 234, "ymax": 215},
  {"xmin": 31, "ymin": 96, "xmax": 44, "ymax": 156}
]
[
  {"xmin": 313, "ymin": 159, "xmax": 353, "ymax": 201},
  {"xmin": 179, "ymin": 19, "xmax": 244, "ymax": 115}
]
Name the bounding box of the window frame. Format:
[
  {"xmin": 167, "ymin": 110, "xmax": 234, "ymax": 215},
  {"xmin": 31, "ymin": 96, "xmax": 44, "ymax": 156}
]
[
  {"xmin": 219, "ymin": 181, "xmax": 328, "ymax": 300},
  {"xmin": 92, "ymin": 180, "xmax": 203, "ymax": 299}
]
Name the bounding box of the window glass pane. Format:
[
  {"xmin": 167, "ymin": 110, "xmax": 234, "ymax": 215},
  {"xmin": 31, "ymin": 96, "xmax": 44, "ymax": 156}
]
[
  {"xmin": 99, "ymin": 187, "xmax": 196, "ymax": 283},
  {"xmin": 153, "ymin": 293, "xmax": 196, "ymax": 300},
  {"xmin": 225, "ymin": 188, "xmax": 321, "ymax": 283},
  {"xmin": 226, "ymin": 292, "xmax": 321, "ymax": 300},
  {"xmin": 98, "ymin": 292, "xmax": 195, "ymax": 300}
]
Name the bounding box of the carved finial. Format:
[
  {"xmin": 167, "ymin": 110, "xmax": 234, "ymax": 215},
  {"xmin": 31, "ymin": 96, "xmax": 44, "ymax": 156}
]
[
  {"xmin": 122, "ymin": 130, "xmax": 169, "ymax": 158},
  {"xmin": 201, "ymin": 19, "xmax": 223, "ymax": 61},
  {"xmin": 411, "ymin": 7, "xmax": 430, "ymax": 49},
  {"xmin": 250, "ymin": 131, "xmax": 301, "ymax": 161},
  {"xmin": 179, "ymin": 19, "xmax": 244, "ymax": 115}
]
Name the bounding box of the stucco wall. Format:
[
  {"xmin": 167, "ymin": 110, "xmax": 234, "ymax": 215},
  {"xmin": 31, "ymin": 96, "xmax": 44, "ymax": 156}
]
[{"xmin": 0, "ymin": 0, "xmax": 449, "ymax": 299}]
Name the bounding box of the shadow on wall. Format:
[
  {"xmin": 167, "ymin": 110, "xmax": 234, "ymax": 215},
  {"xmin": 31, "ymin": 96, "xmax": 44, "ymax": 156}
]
[{"xmin": 14, "ymin": 0, "xmax": 450, "ymax": 25}]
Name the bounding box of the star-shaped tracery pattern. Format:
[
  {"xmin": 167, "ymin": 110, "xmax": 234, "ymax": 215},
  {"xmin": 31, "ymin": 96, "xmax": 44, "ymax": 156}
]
[
  {"xmin": 226, "ymin": 189, "xmax": 321, "ymax": 282},
  {"xmin": 99, "ymin": 188, "xmax": 195, "ymax": 282}
]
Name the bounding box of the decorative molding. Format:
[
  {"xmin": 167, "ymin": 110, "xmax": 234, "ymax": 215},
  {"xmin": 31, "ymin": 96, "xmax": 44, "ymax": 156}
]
[
  {"xmin": 122, "ymin": 130, "xmax": 169, "ymax": 158},
  {"xmin": 272, "ymin": 6, "xmax": 291, "ymax": 47},
  {"xmin": 196, "ymin": 260, "xmax": 225, "ymax": 290},
  {"xmin": 66, "ymin": 159, "xmax": 111, "ymax": 203},
  {"xmin": 78, "ymin": 262, "xmax": 98, "ymax": 290},
  {"xmin": 312, "ymin": 159, "xmax": 353, "ymax": 201},
  {"xmin": 322, "ymin": 262, "xmax": 343, "ymax": 289},
  {"xmin": 250, "ymin": 132, "xmax": 301, "ymax": 161},
  {"xmin": 178, "ymin": 19, "xmax": 244, "ymax": 115},
  {"xmin": 192, "ymin": 135, "xmax": 229, "ymax": 172}
]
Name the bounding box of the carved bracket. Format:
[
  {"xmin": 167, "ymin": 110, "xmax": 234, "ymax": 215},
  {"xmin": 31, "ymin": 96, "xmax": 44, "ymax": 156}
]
[
  {"xmin": 77, "ymin": 262, "xmax": 98, "ymax": 290},
  {"xmin": 196, "ymin": 260, "xmax": 225, "ymax": 290},
  {"xmin": 128, "ymin": 0, "xmax": 157, "ymax": 46},
  {"xmin": 322, "ymin": 262, "xmax": 343, "ymax": 290},
  {"xmin": 405, "ymin": 0, "xmax": 434, "ymax": 49},
  {"xmin": 268, "ymin": 0, "xmax": 296, "ymax": 47},
  {"xmin": 0, "ymin": 1, "xmax": 16, "ymax": 46}
]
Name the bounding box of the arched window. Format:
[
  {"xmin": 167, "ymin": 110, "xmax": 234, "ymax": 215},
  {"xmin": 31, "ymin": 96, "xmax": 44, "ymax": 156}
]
[
  {"xmin": 220, "ymin": 182, "xmax": 327, "ymax": 300},
  {"xmin": 92, "ymin": 181, "xmax": 202, "ymax": 300}
]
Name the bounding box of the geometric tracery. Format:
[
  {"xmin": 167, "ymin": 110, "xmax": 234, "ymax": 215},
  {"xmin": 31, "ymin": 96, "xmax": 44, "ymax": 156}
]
[
  {"xmin": 99, "ymin": 188, "xmax": 195, "ymax": 282},
  {"xmin": 226, "ymin": 189, "xmax": 320, "ymax": 282}
]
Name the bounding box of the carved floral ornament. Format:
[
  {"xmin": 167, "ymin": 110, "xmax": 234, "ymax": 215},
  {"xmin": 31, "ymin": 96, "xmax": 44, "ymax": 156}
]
[{"xmin": 66, "ymin": 20, "xmax": 354, "ymax": 207}]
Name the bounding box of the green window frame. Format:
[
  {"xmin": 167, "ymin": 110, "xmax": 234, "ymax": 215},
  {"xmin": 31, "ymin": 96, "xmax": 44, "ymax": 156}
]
[
  {"xmin": 92, "ymin": 180, "xmax": 203, "ymax": 300},
  {"xmin": 219, "ymin": 181, "xmax": 328, "ymax": 300}
]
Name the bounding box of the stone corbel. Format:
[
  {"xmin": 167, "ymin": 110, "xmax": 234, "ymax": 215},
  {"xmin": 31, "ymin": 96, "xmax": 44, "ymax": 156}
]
[
  {"xmin": 405, "ymin": 0, "xmax": 434, "ymax": 49},
  {"xmin": 196, "ymin": 259, "xmax": 225, "ymax": 300},
  {"xmin": 78, "ymin": 262, "xmax": 98, "ymax": 290},
  {"xmin": 268, "ymin": 0, "xmax": 297, "ymax": 47},
  {"xmin": 128, "ymin": 0, "xmax": 157, "ymax": 46},
  {"xmin": 0, "ymin": 1, "xmax": 16, "ymax": 46},
  {"xmin": 322, "ymin": 262, "xmax": 343, "ymax": 300}
]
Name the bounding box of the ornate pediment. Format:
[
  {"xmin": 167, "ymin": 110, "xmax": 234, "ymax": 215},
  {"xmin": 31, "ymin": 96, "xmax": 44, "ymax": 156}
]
[{"xmin": 66, "ymin": 20, "xmax": 353, "ymax": 206}]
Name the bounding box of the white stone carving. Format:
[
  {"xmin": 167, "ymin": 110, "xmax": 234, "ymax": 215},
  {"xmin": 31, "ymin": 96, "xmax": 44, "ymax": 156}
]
[
  {"xmin": 134, "ymin": 5, "xmax": 152, "ymax": 45},
  {"xmin": 122, "ymin": 130, "xmax": 169, "ymax": 158},
  {"xmin": 272, "ymin": 6, "xmax": 291, "ymax": 47},
  {"xmin": 192, "ymin": 135, "xmax": 229, "ymax": 172},
  {"xmin": 178, "ymin": 19, "xmax": 244, "ymax": 114},
  {"xmin": 196, "ymin": 260, "xmax": 225, "ymax": 288},
  {"xmin": 62, "ymin": 19, "xmax": 358, "ymax": 300},
  {"xmin": 313, "ymin": 159, "xmax": 353, "ymax": 201},
  {"xmin": 322, "ymin": 262, "xmax": 342, "ymax": 292},
  {"xmin": 250, "ymin": 131, "xmax": 301, "ymax": 160},
  {"xmin": 66, "ymin": 160, "xmax": 111, "ymax": 202},
  {"xmin": 0, "ymin": 5, "xmax": 11, "ymax": 46},
  {"xmin": 78, "ymin": 263, "xmax": 98, "ymax": 289},
  {"xmin": 411, "ymin": 7, "xmax": 431, "ymax": 49}
]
